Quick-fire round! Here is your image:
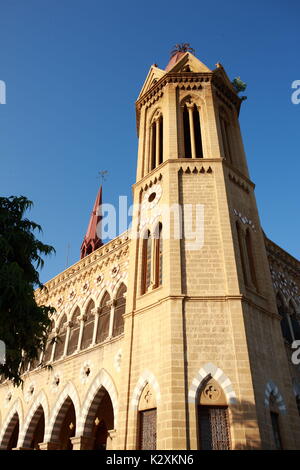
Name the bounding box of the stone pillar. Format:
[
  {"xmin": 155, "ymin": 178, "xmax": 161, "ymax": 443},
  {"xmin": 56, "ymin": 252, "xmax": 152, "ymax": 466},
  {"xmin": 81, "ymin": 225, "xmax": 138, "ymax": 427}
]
[
  {"xmin": 77, "ymin": 315, "xmax": 85, "ymax": 351},
  {"xmin": 187, "ymin": 104, "xmax": 196, "ymax": 158},
  {"xmin": 38, "ymin": 442, "xmax": 60, "ymax": 450},
  {"xmin": 92, "ymin": 307, "xmax": 100, "ymax": 345},
  {"xmin": 106, "ymin": 429, "xmax": 117, "ymax": 450},
  {"xmin": 70, "ymin": 436, "xmax": 94, "ymax": 450},
  {"xmin": 63, "ymin": 322, "xmax": 71, "ymax": 357},
  {"xmin": 108, "ymin": 300, "xmax": 116, "ymax": 338}
]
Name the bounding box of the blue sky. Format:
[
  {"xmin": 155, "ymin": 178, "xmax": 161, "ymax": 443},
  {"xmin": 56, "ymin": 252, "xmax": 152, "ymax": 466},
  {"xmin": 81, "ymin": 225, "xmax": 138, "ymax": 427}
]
[{"xmin": 0, "ymin": 0, "xmax": 299, "ymax": 283}]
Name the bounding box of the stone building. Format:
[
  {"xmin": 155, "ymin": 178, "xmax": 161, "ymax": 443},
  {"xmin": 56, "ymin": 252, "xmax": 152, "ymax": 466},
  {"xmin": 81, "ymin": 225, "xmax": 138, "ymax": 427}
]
[{"xmin": 0, "ymin": 50, "xmax": 299, "ymax": 450}]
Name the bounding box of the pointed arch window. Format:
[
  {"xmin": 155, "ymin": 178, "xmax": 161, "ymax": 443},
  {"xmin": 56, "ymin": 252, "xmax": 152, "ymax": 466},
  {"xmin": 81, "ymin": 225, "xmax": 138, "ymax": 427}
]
[
  {"xmin": 182, "ymin": 102, "xmax": 203, "ymax": 158},
  {"xmin": 53, "ymin": 314, "xmax": 67, "ymax": 361},
  {"xmin": 219, "ymin": 109, "xmax": 232, "ymax": 163},
  {"xmin": 236, "ymin": 221, "xmax": 248, "ymax": 285},
  {"xmin": 138, "ymin": 383, "xmax": 157, "ymax": 450},
  {"xmin": 150, "ymin": 113, "xmax": 163, "ymax": 171},
  {"xmin": 43, "ymin": 320, "xmax": 55, "ymax": 363},
  {"xmin": 113, "ymin": 284, "xmax": 127, "ymax": 337},
  {"xmin": 289, "ymin": 301, "xmax": 300, "ymax": 341},
  {"xmin": 96, "ymin": 292, "xmax": 111, "ymax": 343},
  {"xmin": 113, "ymin": 284, "xmax": 126, "ymax": 337},
  {"xmin": 141, "ymin": 230, "xmax": 152, "ymax": 294},
  {"xmin": 67, "ymin": 307, "xmax": 81, "ymax": 356},
  {"xmin": 81, "ymin": 300, "xmax": 95, "ymax": 350},
  {"xmin": 245, "ymin": 229, "xmax": 258, "ymax": 290},
  {"xmin": 270, "ymin": 393, "xmax": 283, "ymax": 450},
  {"xmin": 276, "ymin": 293, "xmax": 293, "ymax": 344},
  {"xmin": 197, "ymin": 377, "xmax": 231, "ymax": 450},
  {"xmin": 154, "ymin": 223, "xmax": 163, "ymax": 288}
]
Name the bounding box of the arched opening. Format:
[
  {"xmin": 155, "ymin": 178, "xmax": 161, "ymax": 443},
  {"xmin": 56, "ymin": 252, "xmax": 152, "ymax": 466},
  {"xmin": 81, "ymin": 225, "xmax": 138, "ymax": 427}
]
[
  {"xmin": 151, "ymin": 122, "xmax": 156, "ymax": 170},
  {"xmin": 149, "ymin": 113, "xmax": 163, "ymax": 172},
  {"xmin": 154, "ymin": 223, "xmax": 163, "ymax": 288},
  {"xmin": 296, "ymin": 395, "xmax": 300, "ymax": 417},
  {"xmin": 96, "ymin": 292, "xmax": 111, "ymax": 343},
  {"xmin": 269, "ymin": 393, "xmax": 283, "ymax": 450},
  {"xmin": 182, "ymin": 102, "xmax": 203, "ymax": 158},
  {"xmin": 51, "ymin": 397, "xmax": 76, "ymax": 450},
  {"xmin": 197, "ymin": 377, "xmax": 231, "ymax": 450},
  {"xmin": 245, "ymin": 228, "xmax": 258, "ymax": 290},
  {"xmin": 53, "ymin": 314, "xmax": 67, "ymax": 361},
  {"xmin": 1, "ymin": 412, "xmax": 19, "ymax": 450},
  {"xmin": 112, "ymin": 284, "xmax": 127, "ymax": 337},
  {"xmin": 81, "ymin": 300, "xmax": 95, "ymax": 350},
  {"xmin": 43, "ymin": 320, "xmax": 55, "ymax": 364},
  {"xmin": 236, "ymin": 221, "xmax": 247, "ymax": 286},
  {"xmin": 141, "ymin": 230, "xmax": 151, "ymax": 295},
  {"xmin": 183, "ymin": 104, "xmax": 191, "ymax": 157},
  {"xmin": 23, "ymin": 405, "xmax": 45, "ymax": 450},
  {"xmin": 193, "ymin": 104, "xmax": 203, "ymax": 158},
  {"xmin": 289, "ymin": 301, "xmax": 300, "ymax": 340},
  {"xmin": 67, "ymin": 307, "xmax": 81, "ymax": 356},
  {"xmin": 276, "ymin": 293, "xmax": 293, "ymax": 344},
  {"xmin": 219, "ymin": 109, "xmax": 232, "ymax": 163},
  {"xmin": 137, "ymin": 383, "xmax": 157, "ymax": 450},
  {"xmin": 83, "ymin": 387, "xmax": 114, "ymax": 450}
]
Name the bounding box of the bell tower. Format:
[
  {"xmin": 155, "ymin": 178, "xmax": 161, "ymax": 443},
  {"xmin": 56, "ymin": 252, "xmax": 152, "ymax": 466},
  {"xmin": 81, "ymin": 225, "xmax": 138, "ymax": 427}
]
[{"xmin": 118, "ymin": 47, "xmax": 300, "ymax": 450}]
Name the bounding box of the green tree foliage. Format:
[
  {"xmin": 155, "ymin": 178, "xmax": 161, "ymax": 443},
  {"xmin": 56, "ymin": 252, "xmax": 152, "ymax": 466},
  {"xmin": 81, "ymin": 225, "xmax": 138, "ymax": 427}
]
[
  {"xmin": 0, "ymin": 196, "xmax": 55, "ymax": 385},
  {"xmin": 232, "ymin": 77, "xmax": 247, "ymax": 94}
]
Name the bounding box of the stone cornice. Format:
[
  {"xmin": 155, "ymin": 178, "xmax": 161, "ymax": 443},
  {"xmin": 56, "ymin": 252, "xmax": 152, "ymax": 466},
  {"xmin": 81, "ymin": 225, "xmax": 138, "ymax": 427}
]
[{"xmin": 35, "ymin": 232, "xmax": 130, "ymax": 301}]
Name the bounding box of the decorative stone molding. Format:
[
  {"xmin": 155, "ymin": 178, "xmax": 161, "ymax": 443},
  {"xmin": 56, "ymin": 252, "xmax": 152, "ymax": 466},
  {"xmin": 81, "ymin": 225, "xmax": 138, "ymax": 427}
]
[
  {"xmin": 264, "ymin": 381, "xmax": 286, "ymax": 414},
  {"xmin": 179, "ymin": 165, "xmax": 213, "ymax": 174},
  {"xmin": 233, "ymin": 209, "xmax": 256, "ymax": 231},
  {"xmin": 142, "ymin": 183, "xmax": 163, "ymax": 211},
  {"xmin": 80, "ymin": 361, "xmax": 93, "ymax": 385},
  {"xmin": 78, "ymin": 369, "xmax": 118, "ymax": 434},
  {"xmin": 270, "ymin": 268, "xmax": 300, "ymax": 305},
  {"xmin": 51, "ymin": 372, "xmax": 63, "ymax": 395},
  {"xmin": 24, "ymin": 382, "xmax": 36, "ymax": 404},
  {"xmin": 114, "ymin": 349, "xmax": 122, "ymax": 373},
  {"xmin": 188, "ymin": 362, "xmax": 237, "ymax": 405},
  {"xmin": 131, "ymin": 370, "xmax": 161, "ymax": 409}
]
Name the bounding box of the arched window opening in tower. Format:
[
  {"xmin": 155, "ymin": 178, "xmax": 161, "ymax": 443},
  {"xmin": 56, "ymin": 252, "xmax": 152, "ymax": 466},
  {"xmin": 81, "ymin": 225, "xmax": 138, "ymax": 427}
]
[
  {"xmin": 183, "ymin": 103, "xmax": 203, "ymax": 158},
  {"xmin": 53, "ymin": 314, "xmax": 67, "ymax": 361},
  {"xmin": 67, "ymin": 307, "xmax": 81, "ymax": 356},
  {"xmin": 197, "ymin": 377, "xmax": 231, "ymax": 450},
  {"xmin": 245, "ymin": 229, "xmax": 258, "ymax": 290},
  {"xmin": 289, "ymin": 301, "xmax": 300, "ymax": 341},
  {"xmin": 269, "ymin": 394, "xmax": 283, "ymax": 450},
  {"xmin": 236, "ymin": 221, "xmax": 248, "ymax": 286},
  {"xmin": 276, "ymin": 293, "xmax": 293, "ymax": 344},
  {"xmin": 141, "ymin": 230, "xmax": 151, "ymax": 294},
  {"xmin": 154, "ymin": 223, "xmax": 163, "ymax": 288},
  {"xmin": 112, "ymin": 284, "xmax": 127, "ymax": 337},
  {"xmin": 220, "ymin": 112, "xmax": 232, "ymax": 163},
  {"xmin": 96, "ymin": 292, "xmax": 111, "ymax": 343},
  {"xmin": 183, "ymin": 104, "xmax": 191, "ymax": 157},
  {"xmin": 150, "ymin": 115, "xmax": 163, "ymax": 171}
]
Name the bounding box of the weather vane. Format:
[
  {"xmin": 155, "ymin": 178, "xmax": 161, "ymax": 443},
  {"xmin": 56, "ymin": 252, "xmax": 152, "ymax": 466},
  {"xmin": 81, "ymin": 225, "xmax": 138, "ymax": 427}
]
[{"xmin": 98, "ymin": 170, "xmax": 108, "ymax": 183}]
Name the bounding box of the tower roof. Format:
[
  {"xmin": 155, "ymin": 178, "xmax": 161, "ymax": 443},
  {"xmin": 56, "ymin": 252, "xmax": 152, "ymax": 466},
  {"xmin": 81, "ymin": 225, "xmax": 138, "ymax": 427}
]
[{"xmin": 80, "ymin": 185, "xmax": 103, "ymax": 259}]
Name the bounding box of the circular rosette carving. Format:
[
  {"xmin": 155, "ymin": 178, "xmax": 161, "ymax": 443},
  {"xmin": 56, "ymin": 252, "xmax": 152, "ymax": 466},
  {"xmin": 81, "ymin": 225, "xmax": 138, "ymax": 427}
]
[
  {"xmin": 80, "ymin": 361, "xmax": 93, "ymax": 384},
  {"xmin": 142, "ymin": 184, "xmax": 163, "ymax": 211}
]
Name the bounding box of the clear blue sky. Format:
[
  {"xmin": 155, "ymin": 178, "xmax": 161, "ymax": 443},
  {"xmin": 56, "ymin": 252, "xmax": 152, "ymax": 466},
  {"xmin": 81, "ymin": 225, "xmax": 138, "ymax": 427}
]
[{"xmin": 0, "ymin": 0, "xmax": 299, "ymax": 283}]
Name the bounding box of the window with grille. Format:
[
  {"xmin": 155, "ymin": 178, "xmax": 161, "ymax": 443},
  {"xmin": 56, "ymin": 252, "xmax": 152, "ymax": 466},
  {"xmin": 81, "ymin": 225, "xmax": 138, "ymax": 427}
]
[
  {"xmin": 138, "ymin": 408, "xmax": 157, "ymax": 450},
  {"xmin": 96, "ymin": 292, "xmax": 111, "ymax": 343},
  {"xmin": 81, "ymin": 300, "xmax": 95, "ymax": 350},
  {"xmin": 198, "ymin": 405, "xmax": 231, "ymax": 450},
  {"xmin": 53, "ymin": 315, "xmax": 67, "ymax": 361},
  {"xmin": 270, "ymin": 411, "xmax": 282, "ymax": 450},
  {"xmin": 112, "ymin": 284, "xmax": 126, "ymax": 337},
  {"xmin": 67, "ymin": 307, "xmax": 81, "ymax": 356}
]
